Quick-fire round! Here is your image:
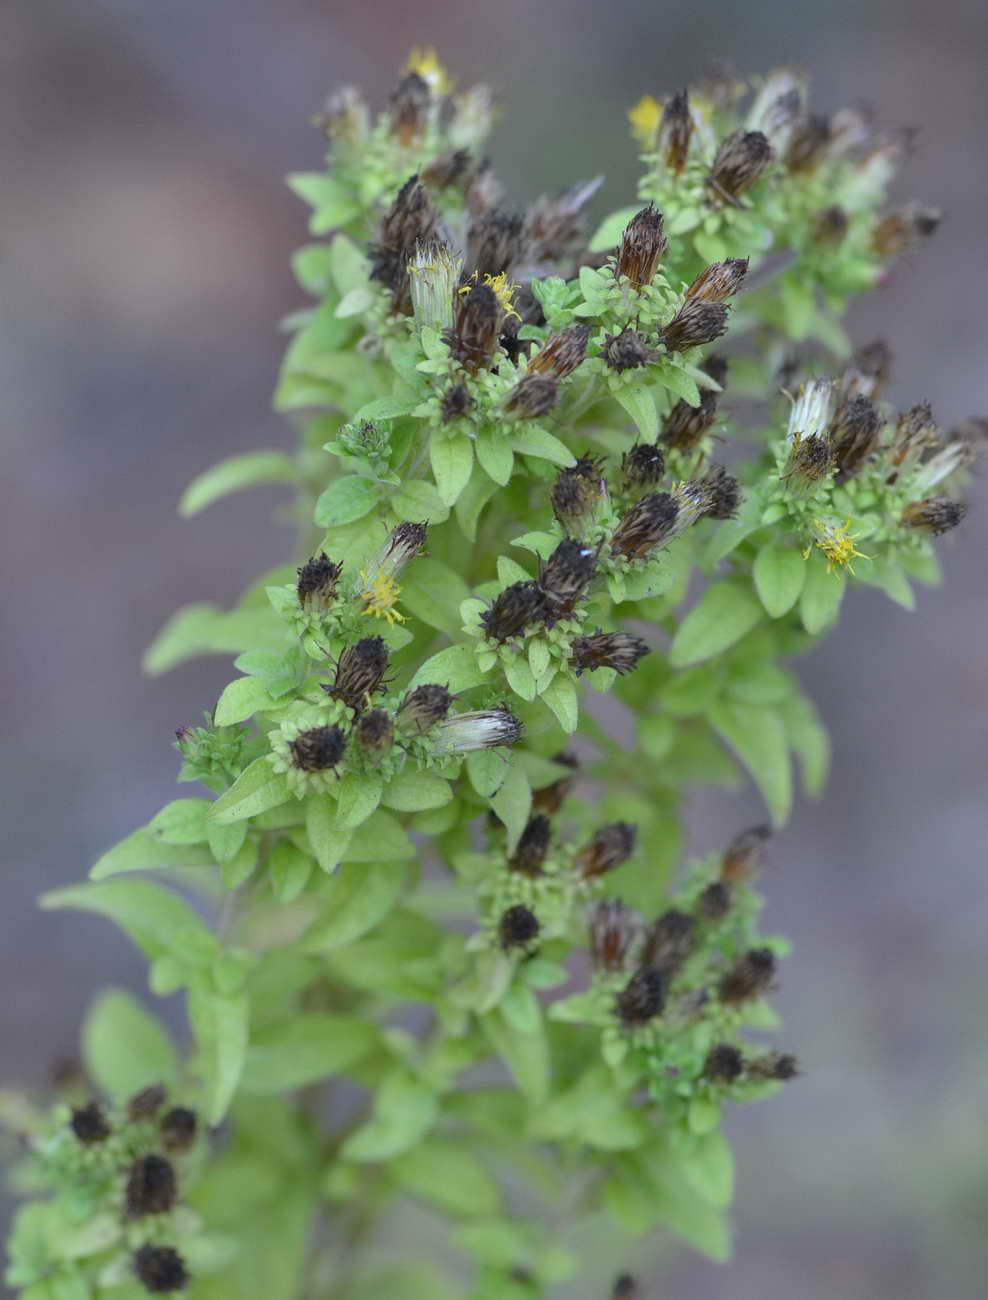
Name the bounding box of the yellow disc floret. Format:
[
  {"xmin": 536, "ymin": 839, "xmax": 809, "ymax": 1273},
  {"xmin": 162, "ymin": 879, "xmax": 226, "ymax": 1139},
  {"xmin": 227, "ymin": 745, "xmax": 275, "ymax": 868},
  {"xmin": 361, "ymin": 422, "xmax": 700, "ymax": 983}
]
[
  {"xmin": 806, "ymin": 518, "xmax": 869, "ymax": 573},
  {"xmin": 360, "ymin": 570, "xmax": 406, "ymax": 624},
  {"xmin": 458, "ymin": 271, "xmax": 521, "ymax": 320},
  {"xmin": 629, "ymin": 94, "xmax": 661, "ymax": 148},
  {"xmin": 405, "ymin": 47, "xmax": 452, "ymax": 95}
]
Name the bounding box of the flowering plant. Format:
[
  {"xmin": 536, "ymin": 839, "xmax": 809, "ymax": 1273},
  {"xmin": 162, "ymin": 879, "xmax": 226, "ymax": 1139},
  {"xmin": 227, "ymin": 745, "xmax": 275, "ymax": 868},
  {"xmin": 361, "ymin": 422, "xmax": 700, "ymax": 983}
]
[{"xmin": 4, "ymin": 53, "xmax": 980, "ymax": 1300}]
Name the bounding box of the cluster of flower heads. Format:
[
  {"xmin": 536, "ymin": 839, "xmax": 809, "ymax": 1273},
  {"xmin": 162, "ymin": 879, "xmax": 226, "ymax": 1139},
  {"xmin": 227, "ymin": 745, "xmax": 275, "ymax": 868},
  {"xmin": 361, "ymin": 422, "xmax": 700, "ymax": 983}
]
[{"xmin": 14, "ymin": 1085, "xmax": 200, "ymax": 1295}]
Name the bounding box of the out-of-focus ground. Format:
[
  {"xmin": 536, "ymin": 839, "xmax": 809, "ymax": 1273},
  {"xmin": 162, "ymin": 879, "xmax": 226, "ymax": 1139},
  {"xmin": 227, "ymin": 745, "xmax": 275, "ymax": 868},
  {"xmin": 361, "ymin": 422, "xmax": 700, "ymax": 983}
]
[{"xmin": 1, "ymin": 2, "xmax": 986, "ymax": 1297}]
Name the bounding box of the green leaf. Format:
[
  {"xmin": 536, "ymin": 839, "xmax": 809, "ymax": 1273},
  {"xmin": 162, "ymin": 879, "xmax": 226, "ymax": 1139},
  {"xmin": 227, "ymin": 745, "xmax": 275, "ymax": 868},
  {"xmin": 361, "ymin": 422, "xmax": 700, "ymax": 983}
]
[
  {"xmin": 392, "ymin": 1140, "xmax": 499, "ymax": 1216},
  {"xmin": 213, "ymin": 676, "xmax": 275, "ymax": 726},
  {"xmin": 341, "ymin": 1071, "xmax": 438, "ymax": 1161},
  {"xmin": 286, "ymin": 173, "xmax": 360, "ymax": 230},
  {"xmin": 779, "ymin": 691, "xmax": 830, "ymax": 798},
  {"xmin": 291, "ymin": 244, "xmax": 334, "ymax": 295},
  {"xmin": 589, "ymin": 205, "xmax": 642, "ymax": 252},
  {"xmin": 148, "ymin": 797, "xmax": 210, "ymax": 845},
  {"xmin": 510, "ymin": 425, "xmax": 576, "ymax": 467},
  {"xmin": 680, "ymin": 1130, "xmax": 735, "ymax": 1209},
  {"xmin": 430, "ymin": 432, "xmax": 474, "ymax": 506},
  {"xmin": 476, "ymin": 436, "xmax": 514, "ymax": 486},
  {"xmin": 541, "ymin": 674, "xmax": 579, "ymax": 732},
  {"xmin": 90, "ymin": 827, "xmax": 213, "ymax": 879},
  {"xmin": 709, "ymin": 701, "xmax": 792, "ymax": 825},
  {"xmin": 179, "ymin": 451, "xmax": 296, "ymax": 517},
  {"xmin": 614, "ymin": 385, "xmax": 658, "ymax": 439},
  {"xmin": 240, "ymin": 1014, "xmax": 377, "ymax": 1093},
  {"xmin": 40, "ymin": 879, "xmax": 212, "ymax": 961},
  {"xmin": 752, "ymin": 543, "xmax": 806, "ymax": 618},
  {"xmin": 354, "ymin": 394, "xmax": 422, "ymax": 421},
  {"xmin": 347, "ymin": 811, "xmax": 416, "ymax": 861},
  {"xmin": 490, "ymin": 763, "xmax": 531, "ymax": 853},
  {"xmin": 383, "ymin": 770, "xmax": 452, "ymax": 812},
  {"xmin": 301, "ymin": 862, "xmax": 408, "ymax": 952},
  {"xmin": 503, "ymin": 655, "xmax": 537, "ymax": 701},
  {"xmin": 408, "ymin": 644, "xmax": 489, "ymax": 692},
  {"xmin": 314, "ymin": 475, "xmax": 381, "ymax": 527},
  {"xmin": 399, "ymin": 559, "xmax": 471, "ymax": 638},
  {"xmin": 189, "ymin": 987, "xmax": 249, "ymax": 1124},
  {"xmin": 208, "ymin": 758, "xmax": 290, "ymax": 825},
  {"xmin": 82, "ymin": 989, "xmax": 179, "ymax": 1100},
  {"xmin": 799, "ymin": 554, "xmax": 846, "ymax": 634},
  {"xmin": 305, "ymin": 797, "xmax": 352, "ymax": 872},
  {"xmin": 143, "ymin": 602, "xmax": 290, "ymax": 674},
  {"xmin": 268, "ymin": 840, "xmax": 313, "ymax": 902},
  {"xmin": 391, "ymin": 478, "xmax": 450, "ymax": 524},
  {"xmin": 481, "ymin": 1007, "xmax": 549, "ymax": 1105},
  {"xmin": 668, "ymin": 583, "xmax": 763, "ymax": 668},
  {"xmin": 207, "ymin": 818, "xmax": 248, "ymax": 865},
  {"xmin": 454, "ymin": 473, "xmax": 499, "ymax": 541},
  {"xmin": 466, "ymin": 750, "xmax": 509, "ymax": 799},
  {"xmin": 334, "ymin": 773, "xmax": 383, "ymax": 829}
]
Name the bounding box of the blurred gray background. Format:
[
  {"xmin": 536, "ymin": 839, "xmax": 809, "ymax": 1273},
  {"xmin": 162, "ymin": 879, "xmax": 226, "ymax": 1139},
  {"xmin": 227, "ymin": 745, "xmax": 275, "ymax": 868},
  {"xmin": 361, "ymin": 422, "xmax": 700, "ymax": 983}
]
[{"xmin": 2, "ymin": 1, "xmax": 986, "ymax": 1297}]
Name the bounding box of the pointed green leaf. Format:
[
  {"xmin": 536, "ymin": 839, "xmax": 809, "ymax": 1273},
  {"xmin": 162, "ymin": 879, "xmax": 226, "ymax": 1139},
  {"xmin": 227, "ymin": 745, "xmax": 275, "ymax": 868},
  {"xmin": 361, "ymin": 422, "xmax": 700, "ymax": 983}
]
[
  {"xmin": 90, "ymin": 827, "xmax": 213, "ymax": 879},
  {"xmin": 314, "ymin": 475, "xmax": 381, "ymax": 527},
  {"xmin": 430, "ymin": 432, "xmax": 474, "ymax": 506},
  {"xmin": 82, "ymin": 990, "xmax": 180, "ymax": 1100},
  {"xmin": 179, "ymin": 451, "xmax": 296, "ymax": 517},
  {"xmin": 189, "ymin": 987, "xmax": 249, "ymax": 1124},
  {"xmin": 301, "ymin": 862, "xmax": 408, "ymax": 952},
  {"xmin": 709, "ymin": 701, "xmax": 792, "ymax": 825},
  {"xmin": 668, "ymin": 583, "xmax": 762, "ymax": 667},
  {"xmin": 40, "ymin": 879, "xmax": 212, "ymax": 961},
  {"xmin": 614, "ymin": 385, "xmax": 658, "ymax": 440},
  {"xmin": 213, "ymin": 676, "xmax": 275, "ymax": 726},
  {"xmin": 752, "ymin": 543, "xmax": 806, "ymax": 618},
  {"xmin": 240, "ymin": 1014, "xmax": 377, "ymax": 1093},
  {"xmin": 208, "ymin": 758, "xmax": 290, "ymax": 825}
]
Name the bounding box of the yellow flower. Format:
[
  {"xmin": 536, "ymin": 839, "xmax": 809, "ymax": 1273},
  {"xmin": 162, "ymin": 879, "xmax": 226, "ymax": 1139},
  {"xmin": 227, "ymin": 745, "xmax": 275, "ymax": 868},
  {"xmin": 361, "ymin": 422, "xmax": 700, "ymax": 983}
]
[
  {"xmin": 360, "ymin": 570, "xmax": 406, "ymax": 624},
  {"xmin": 805, "ymin": 519, "xmax": 869, "ymax": 573},
  {"xmin": 405, "ymin": 47, "xmax": 452, "ymax": 95},
  {"xmin": 629, "ymin": 95, "xmax": 661, "ymax": 147},
  {"xmin": 458, "ymin": 271, "xmax": 521, "ymax": 320}
]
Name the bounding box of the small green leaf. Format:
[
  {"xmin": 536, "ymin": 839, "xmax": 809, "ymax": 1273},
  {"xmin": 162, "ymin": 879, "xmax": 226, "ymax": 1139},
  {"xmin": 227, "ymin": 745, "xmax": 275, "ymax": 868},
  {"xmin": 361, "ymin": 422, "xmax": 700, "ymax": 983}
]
[
  {"xmin": 709, "ymin": 701, "xmax": 792, "ymax": 825},
  {"xmin": 681, "ymin": 1130, "xmax": 735, "ymax": 1209},
  {"xmin": 510, "ymin": 425, "xmax": 576, "ymax": 467},
  {"xmin": 268, "ymin": 840, "xmax": 313, "ymax": 902},
  {"xmin": 779, "ymin": 691, "xmax": 830, "ymax": 798},
  {"xmin": 305, "ymin": 797, "xmax": 352, "ymax": 872},
  {"xmin": 82, "ymin": 990, "xmax": 179, "ymax": 1100},
  {"xmin": 391, "ymin": 478, "xmax": 450, "ymax": 523},
  {"xmin": 408, "ymin": 644, "xmax": 488, "ymax": 692},
  {"xmin": 541, "ymin": 674, "xmax": 579, "ymax": 733},
  {"xmin": 341, "ymin": 1071, "xmax": 438, "ymax": 1161},
  {"xmin": 41, "ymin": 879, "xmax": 212, "ymax": 961},
  {"xmin": 466, "ymin": 750, "xmax": 509, "ymax": 799},
  {"xmin": 301, "ymin": 862, "xmax": 407, "ymax": 951},
  {"xmin": 148, "ymin": 798, "xmax": 210, "ymax": 845},
  {"xmin": 334, "ymin": 773, "xmax": 382, "ymax": 829},
  {"xmin": 179, "ymin": 451, "xmax": 296, "ymax": 517},
  {"xmin": 90, "ymin": 827, "xmax": 213, "ymax": 879},
  {"xmin": 490, "ymin": 763, "xmax": 531, "ymax": 853},
  {"xmin": 752, "ymin": 543, "xmax": 806, "ymax": 618},
  {"xmin": 347, "ymin": 811, "xmax": 416, "ymax": 861},
  {"xmin": 481, "ymin": 1007, "xmax": 549, "ymax": 1105},
  {"xmin": 208, "ymin": 758, "xmax": 290, "ymax": 825},
  {"xmin": 354, "ymin": 394, "xmax": 422, "ymax": 421},
  {"xmin": 503, "ymin": 655, "xmax": 537, "ymax": 701},
  {"xmin": 240, "ymin": 1014, "xmax": 377, "ymax": 1093},
  {"xmin": 207, "ymin": 818, "xmax": 248, "ymax": 865},
  {"xmin": 314, "ymin": 475, "xmax": 381, "ymax": 527},
  {"xmin": 392, "ymin": 1140, "xmax": 499, "ymax": 1217},
  {"xmin": 799, "ymin": 554, "xmax": 846, "ymax": 634},
  {"xmin": 430, "ymin": 432, "xmax": 474, "ymax": 506},
  {"xmin": 188, "ymin": 987, "xmax": 249, "ymax": 1124},
  {"xmin": 476, "ymin": 436, "xmax": 514, "ymax": 486},
  {"xmin": 614, "ymin": 386, "xmax": 658, "ymax": 440},
  {"xmin": 668, "ymin": 583, "xmax": 763, "ymax": 668},
  {"xmin": 383, "ymin": 770, "xmax": 452, "ymax": 812},
  {"xmin": 213, "ymin": 676, "xmax": 275, "ymax": 726}
]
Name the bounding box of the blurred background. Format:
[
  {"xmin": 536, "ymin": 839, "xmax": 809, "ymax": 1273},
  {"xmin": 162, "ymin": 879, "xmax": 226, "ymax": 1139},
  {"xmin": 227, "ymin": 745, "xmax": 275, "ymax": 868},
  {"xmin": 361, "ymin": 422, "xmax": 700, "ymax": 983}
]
[{"xmin": 2, "ymin": 1, "xmax": 986, "ymax": 1296}]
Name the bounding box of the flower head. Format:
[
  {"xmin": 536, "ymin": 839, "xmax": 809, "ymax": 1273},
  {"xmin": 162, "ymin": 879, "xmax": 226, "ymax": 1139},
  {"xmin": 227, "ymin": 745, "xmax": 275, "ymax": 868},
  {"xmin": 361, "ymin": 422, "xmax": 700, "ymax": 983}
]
[
  {"xmin": 133, "ymin": 1244, "xmax": 189, "ymax": 1295},
  {"xmin": 433, "ymin": 708, "xmax": 523, "ymax": 754},
  {"xmin": 398, "ymin": 683, "xmax": 452, "ymax": 733},
  {"xmin": 404, "ymin": 47, "xmax": 452, "ymax": 95},
  {"xmin": 589, "ymin": 899, "xmax": 639, "ymax": 973},
  {"xmin": 70, "ymin": 1101, "xmax": 111, "ymax": 1145},
  {"xmin": 325, "ymin": 638, "xmax": 390, "ymax": 711},
  {"xmin": 160, "ymin": 1106, "xmax": 198, "ymax": 1153},
  {"xmin": 808, "ymin": 518, "xmax": 868, "ymax": 572},
  {"xmin": 576, "ymin": 823, "xmax": 637, "ymax": 878},
  {"xmin": 628, "ymin": 94, "xmax": 661, "ymax": 148},
  {"xmin": 125, "ymin": 1154, "xmax": 177, "ymax": 1218},
  {"xmin": 616, "ymin": 204, "xmax": 667, "ymax": 290},
  {"xmin": 615, "ymin": 967, "xmax": 666, "ymax": 1026},
  {"xmin": 499, "ymin": 903, "xmax": 541, "ymax": 951},
  {"xmin": 509, "ymin": 814, "xmax": 552, "ymax": 876},
  {"xmin": 297, "ymin": 553, "xmax": 342, "ymax": 612},
  {"xmin": 570, "ymin": 630, "xmax": 651, "ymax": 677},
  {"xmin": 657, "ymin": 90, "xmax": 693, "ymax": 173}
]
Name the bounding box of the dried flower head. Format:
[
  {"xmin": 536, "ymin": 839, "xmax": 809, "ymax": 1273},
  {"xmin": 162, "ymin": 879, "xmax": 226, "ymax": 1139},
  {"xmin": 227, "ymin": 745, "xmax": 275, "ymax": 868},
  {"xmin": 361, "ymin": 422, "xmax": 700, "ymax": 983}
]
[
  {"xmin": 524, "ymin": 178, "xmax": 603, "ymax": 266},
  {"xmin": 467, "ymin": 209, "xmax": 525, "ymax": 277},
  {"xmin": 722, "ymin": 824, "xmax": 771, "ymax": 881},
  {"xmin": 589, "ymin": 899, "xmax": 639, "ymax": 973},
  {"xmin": 70, "ymin": 1101, "xmax": 111, "ymax": 1145},
  {"xmin": 527, "ymin": 325, "xmax": 590, "ymax": 380},
  {"xmin": 539, "ymin": 538, "xmax": 597, "ymax": 617},
  {"xmin": 505, "ymin": 372, "xmax": 558, "ymax": 418},
  {"xmin": 718, "ymin": 948, "xmax": 777, "ymax": 1004},
  {"xmin": 570, "ymin": 630, "xmax": 651, "ymax": 677},
  {"xmin": 786, "ymin": 114, "xmax": 831, "ymax": 172},
  {"xmin": 704, "ymin": 1042, "xmax": 745, "ymax": 1083},
  {"xmin": 685, "ymin": 257, "xmax": 749, "ymax": 303},
  {"xmin": 408, "ymin": 242, "xmax": 463, "ymax": 331},
  {"xmin": 891, "ymin": 401, "xmax": 940, "ymax": 468},
  {"xmin": 832, "ymin": 394, "xmax": 882, "ymax": 481},
  {"xmin": 509, "ymin": 814, "xmax": 552, "ymax": 875},
  {"xmin": 370, "ymin": 175, "xmax": 440, "ymax": 313},
  {"xmin": 843, "ymin": 339, "xmax": 893, "ymax": 399},
  {"xmin": 872, "ymin": 202, "xmax": 941, "ymax": 258},
  {"xmin": 900, "ymin": 497, "xmax": 967, "ymax": 536},
  {"xmin": 297, "ymin": 553, "xmax": 342, "ymax": 612},
  {"xmin": 551, "ymin": 456, "xmax": 606, "ymax": 534},
  {"xmin": 160, "ymin": 1106, "xmax": 198, "ymax": 1153},
  {"xmin": 658, "ymin": 90, "xmax": 693, "ymax": 173},
  {"xmin": 355, "ymin": 708, "xmax": 395, "ymax": 757},
  {"xmin": 433, "ymin": 708, "xmax": 523, "ymax": 754},
  {"xmin": 499, "ymin": 904, "xmax": 541, "ymax": 951},
  {"xmin": 390, "ymin": 71, "xmax": 432, "ymax": 147},
  {"xmin": 615, "ymin": 967, "xmax": 667, "ymax": 1026},
  {"xmin": 749, "ymin": 1051, "xmax": 800, "ymax": 1081},
  {"xmin": 480, "ymin": 580, "xmax": 549, "ymax": 643},
  {"xmin": 784, "ymin": 433, "xmax": 834, "ymax": 485},
  {"xmin": 450, "ymin": 277, "xmax": 504, "ymax": 371},
  {"xmin": 697, "ymin": 880, "xmax": 734, "ymax": 920},
  {"xmin": 616, "ymin": 204, "xmax": 667, "ymax": 290},
  {"xmin": 622, "ymin": 442, "xmax": 666, "ymax": 489},
  {"xmin": 127, "ymin": 1084, "xmax": 167, "ymax": 1122},
  {"xmin": 642, "ymin": 909, "xmax": 695, "ymax": 975},
  {"xmin": 662, "ymin": 390, "xmax": 719, "ymax": 452},
  {"xmin": 676, "ymin": 464, "xmax": 742, "ymax": 523},
  {"xmin": 603, "ymin": 327, "xmax": 654, "ymax": 373},
  {"xmin": 125, "ymin": 1154, "xmax": 177, "ymax": 1218},
  {"xmin": 576, "ymin": 823, "xmax": 637, "ymax": 878},
  {"xmin": 532, "ymin": 751, "xmax": 579, "ymax": 814},
  {"xmin": 440, "ymin": 381, "xmax": 474, "ymax": 425},
  {"xmin": 133, "ymin": 1244, "xmax": 189, "ymax": 1295},
  {"xmin": 661, "ymin": 299, "xmax": 730, "ymax": 352},
  {"xmin": 708, "ymin": 129, "xmax": 773, "ymax": 203},
  {"xmin": 398, "ymin": 683, "xmax": 452, "ymax": 733},
  {"xmin": 325, "ymin": 637, "xmax": 390, "ymax": 711},
  {"xmin": 814, "ymin": 204, "xmax": 850, "ymax": 246}
]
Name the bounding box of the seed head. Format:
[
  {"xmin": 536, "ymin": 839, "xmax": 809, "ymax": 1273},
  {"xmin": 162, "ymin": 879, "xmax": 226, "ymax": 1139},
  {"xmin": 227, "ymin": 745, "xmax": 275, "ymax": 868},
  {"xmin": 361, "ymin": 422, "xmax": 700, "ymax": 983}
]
[
  {"xmin": 527, "ymin": 325, "xmax": 590, "ymax": 380},
  {"xmin": 589, "ymin": 899, "xmax": 639, "ymax": 973},
  {"xmin": 675, "ymin": 464, "xmax": 742, "ymax": 522},
  {"xmin": 433, "ymin": 708, "xmax": 523, "ymax": 754},
  {"xmin": 872, "ymin": 202, "xmax": 941, "ymax": 259},
  {"xmin": 662, "ymin": 390, "xmax": 719, "ymax": 452},
  {"xmin": 704, "ymin": 1042, "xmax": 745, "ymax": 1083},
  {"xmin": 685, "ymin": 258, "xmax": 749, "ymax": 303},
  {"xmin": 622, "ymin": 442, "xmax": 666, "ymax": 489},
  {"xmin": 370, "ymin": 176, "xmax": 440, "ymax": 313},
  {"xmin": 125, "ymin": 1153, "xmax": 177, "ymax": 1218},
  {"xmin": 133, "ymin": 1244, "xmax": 189, "ymax": 1294},
  {"xmin": 784, "ymin": 433, "xmax": 834, "ymax": 485},
  {"xmin": 814, "ymin": 205, "xmax": 850, "ymax": 246},
  {"xmin": 748, "ymin": 73, "xmax": 805, "ymax": 151},
  {"xmin": 441, "ymin": 381, "xmax": 474, "ymax": 425},
  {"xmin": 696, "ymin": 880, "xmax": 734, "ymax": 921},
  {"xmin": 390, "ymin": 71, "xmax": 432, "ymax": 147},
  {"xmin": 499, "ymin": 904, "xmax": 541, "ymax": 951},
  {"xmin": 749, "ymin": 1051, "xmax": 800, "ymax": 1081},
  {"xmin": 70, "ymin": 1101, "xmax": 111, "ymax": 1145},
  {"xmin": 466, "ymin": 158, "xmax": 502, "ymax": 217},
  {"xmin": 576, "ymin": 822, "xmax": 637, "ymax": 878},
  {"xmin": 615, "ymin": 967, "xmax": 667, "ymax": 1026},
  {"xmin": 570, "ymin": 630, "xmax": 651, "ymax": 677},
  {"xmin": 297, "ymin": 553, "xmax": 342, "ymax": 612},
  {"xmin": 355, "ymin": 708, "xmax": 395, "ymax": 757},
  {"xmin": 642, "ymin": 908, "xmax": 695, "ymax": 975},
  {"xmin": 509, "ymin": 815, "xmax": 552, "ymax": 876},
  {"xmin": 398, "ymin": 683, "xmax": 452, "ymax": 733},
  {"xmin": 539, "ymin": 538, "xmax": 597, "ymax": 617},
  {"xmin": 160, "ymin": 1106, "xmax": 198, "ymax": 1154},
  {"xmin": 718, "ymin": 948, "xmax": 777, "ymax": 1004},
  {"xmin": 421, "ymin": 147, "xmax": 472, "ymax": 192},
  {"xmin": 408, "ymin": 241, "xmax": 463, "ymax": 332},
  {"xmin": 616, "ymin": 204, "xmax": 667, "ymax": 290},
  {"xmin": 551, "ymin": 456, "xmax": 606, "ymax": 534},
  {"xmin": 708, "ymin": 130, "xmax": 774, "ymax": 202},
  {"xmin": 722, "ymin": 824, "xmax": 771, "ymax": 881},
  {"xmin": 603, "ymin": 327, "xmax": 654, "ymax": 373},
  {"xmin": 611, "ymin": 492, "xmax": 679, "ymax": 561},
  {"xmin": 661, "ymin": 300, "xmax": 730, "ymax": 352},
  {"xmin": 127, "ymin": 1084, "xmax": 167, "ymax": 1122},
  {"xmin": 505, "ymin": 372, "xmax": 559, "ymax": 419},
  {"xmin": 467, "ymin": 208, "xmax": 525, "ymax": 278},
  {"xmin": 890, "ymin": 401, "xmax": 940, "ymax": 468},
  {"xmin": 325, "ymin": 637, "xmax": 390, "ymax": 711},
  {"xmin": 658, "ymin": 89, "xmax": 693, "ymax": 173},
  {"xmin": 786, "ymin": 114, "xmax": 831, "ymax": 172},
  {"xmin": 288, "ymin": 726, "xmax": 346, "ymax": 776},
  {"xmin": 481, "ymin": 580, "xmax": 549, "ymax": 643},
  {"xmin": 832, "ymin": 395, "xmax": 882, "ymax": 482},
  {"xmin": 524, "ymin": 177, "xmax": 603, "ymax": 266},
  {"xmin": 450, "ymin": 278, "xmax": 503, "ymax": 371},
  {"xmin": 843, "ymin": 340, "xmax": 893, "ymax": 399},
  {"xmin": 900, "ymin": 497, "xmax": 967, "ymax": 536}
]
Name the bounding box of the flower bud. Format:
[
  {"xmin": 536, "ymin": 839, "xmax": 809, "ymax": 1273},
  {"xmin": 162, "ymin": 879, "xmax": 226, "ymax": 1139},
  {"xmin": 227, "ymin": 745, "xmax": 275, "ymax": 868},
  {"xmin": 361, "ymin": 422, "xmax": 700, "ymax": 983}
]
[
  {"xmin": 611, "ymin": 492, "xmax": 679, "ymax": 561},
  {"xmin": 369, "ymin": 176, "xmax": 440, "ymax": 314},
  {"xmin": 480, "ymin": 580, "xmax": 549, "ymax": 642},
  {"xmin": 589, "ymin": 899, "xmax": 639, "ymax": 973},
  {"xmin": 421, "ymin": 147, "xmax": 472, "ymax": 192},
  {"xmin": 509, "ymin": 814, "xmax": 552, "ymax": 875},
  {"xmin": 718, "ymin": 947, "xmax": 776, "ymax": 1004},
  {"xmin": 398, "ymin": 683, "xmax": 452, "ymax": 733},
  {"xmin": 70, "ymin": 1101, "xmax": 111, "ymax": 1145},
  {"xmin": 523, "ymin": 177, "xmax": 603, "ymax": 266},
  {"xmin": 390, "ymin": 71, "xmax": 432, "ymax": 147},
  {"xmin": 616, "ymin": 204, "xmax": 667, "ymax": 290},
  {"xmin": 575, "ymin": 823, "xmax": 637, "ymax": 878},
  {"xmin": 787, "ymin": 377, "xmax": 836, "ymax": 439},
  {"xmin": 658, "ymin": 90, "xmax": 693, "ymax": 173},
  {"xmin": 569, "ymin": 631, "xmax": 651, "ymax": 677},
  {"xmin": 721, "ymin": 824, "xmax": 771, "ymax": 881},
  {"xmin": 127, "ymin": 1084, "xmax": 167, "ymax": 1122},
  {"xmin": 900, "ymin": 497, "xmax": 967, "ymax": 536},
  {"xmin": 313, "ymin": 85, "xmax": 369, "ymax": 150},
  {"xmin": 325, "ymin": 636, "xmax": 390, "ymax": 711},
  {"xmin": 125, "ymin": 1154, "xmax": 177, "ymax": 1218},
  {"xmin": 872, "ymin": 202, "xmax": 941, "ymax": 259},
  {"xmin": 747, "ymin": 71, "xmax": 805, "ymax": 151},
  {"xmin": 661, "ymin": 300, "xmax": 730, "ymax": 352},
  {"xmin": 615, "ymin": 967, "xmax": 666, "ymax": 1026},
  {"xmin": 450, "ymin": 278, "xmax": 503, "ymax": 371},
  {"xmin": 499, "ymin": 904, "xmax": 541, "ymax": 951},
  {"xmin": 539, "ymin": 538, "xmax": 597, "ymax": 618},
  {"xmin": 355, "ymin": 708, "xmax": 395, "ymax": 757},
  {"xmin": 708, "ymin": 130, "xmax": 773, "ymax": 202},
  {"xmin": 408, "ymin": 242, "xmax": 462, "ymax": 332},
  {"xmin": 704, "ymin": 1042, "xmax": 744, "ymax": 1083},
  {"xmin": 528, "ymin": 325, "xmax": 590, "ymax": 380},
  {"xmin": 832, "ymin": 395, "xmax": 882, "ymax": 482},
  {"xmin": 786, "ymin": 114, "xmax": 831, "ymax": 172},
  {"xmin": 289, "ymin": 725, "xmax": 347, "ymax": 773},
  {"xmin": 685, "ymin": 257, "xmax": 749, "ymax": 303},
  {"xmin": 160, "ymin": 1106, "xmax": 198, "ymax": 1154},
  {"xmin": 297, "ymin": 553, "xmax": 342, "ymax": 612},
  {"xmin": 133, "ymin": 1244, "xmax": 189, "ymax": 1295},
  {"xmin": 505, "ymin": 372, "xmax": 558, "ymax": 418},
  {"xmin": 467, "ymin": 208, "xmax": 525, "ymax": 277},
  {"xmin": 890, "ymin": 401, "xmax": 939, "ymax": 468},
  {"xmin": 674, "ymin": 465, "xmax": 742, "ymax": 525},
  {"xmin": 642, "ymin": 909, "xmax": 696, "ymax": 976},
  {"xmin": 662, "ymin": 390, "xmax": 719, "ymax": 452},
  {"xmin": 696, "ymin": 880, "xmax": 734, "ymax": 920},
  {"xmin": 749, "ymin": 1051, "xmax": 800, "ymax": 1081},
  {"xmin": 433, "ymin": 708, "xmax": 523, "ymax": 753},
  {"xmin": 441, "ymin": 381, "xmax": 474, "ymax": 425},
  {"xmin": 551, "ymin": 456, "xmax": 606, "ymax": 535},
  {"xmin": 603, "ymin": 327, "xmax": 654, "ymax": 373},
  {"xmin": 622, "ymin": 442, "xmax": 666, "ymax": 488}
]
